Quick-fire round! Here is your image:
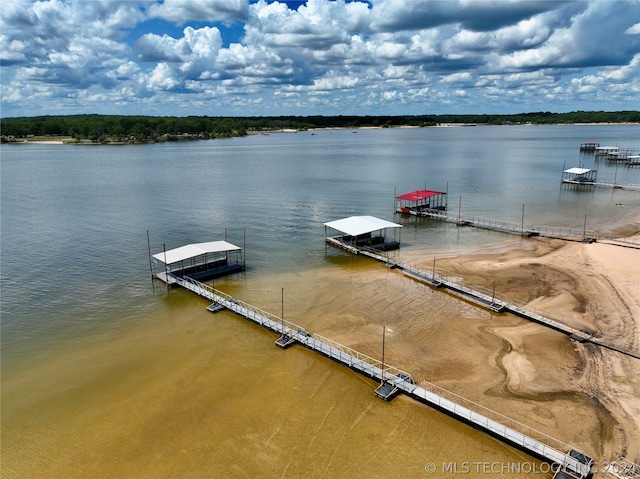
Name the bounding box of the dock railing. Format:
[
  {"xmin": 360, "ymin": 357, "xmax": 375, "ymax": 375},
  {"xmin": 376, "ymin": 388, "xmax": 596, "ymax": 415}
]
[
  {"xmin": 400, "ymin": 261, "xmax": 589, "ymax": 332},
  {"xmin": 400, "ymin": 209, "xmax": 601, "ymax": 239},
  {"xmin": 415, "ymin": 380, "xmax": 575, "ymax": 453},
  {"xmin": 178, "ymin": 275, "xmax": 303, "ymax": 336},
  {"xmin": 172, "ymin": 274, "xmax": 593, "ymax": 478},
  {"xmin": 179, "ymin": 274, "xmax": 578, "ymax": 455},
  {"xmin": 177, "ymin": 274, "xmax": 414, "ymax": 382},
  {"xmin": 413, "ymin": 380, "xmax": 592, "ymax": 478},
  {"xmin": 397, "ymin": 262, "xmax": 639, "ymax": 358},
  {"xmin": 598, "ymin": 235, "xmax": 640, "ymax": 247},
  {"xmin": 451, "ymin": 213, "xmax": 596, "ymax": 239},
  {"xmin": 307, "ymin": 332, "xmax": 414, "ymax": 383}
]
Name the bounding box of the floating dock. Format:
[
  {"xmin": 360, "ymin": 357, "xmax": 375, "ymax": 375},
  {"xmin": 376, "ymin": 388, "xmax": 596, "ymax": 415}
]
[{"xmin": 168, "ymin": 273, "xmax": 593, "ymax": 479}]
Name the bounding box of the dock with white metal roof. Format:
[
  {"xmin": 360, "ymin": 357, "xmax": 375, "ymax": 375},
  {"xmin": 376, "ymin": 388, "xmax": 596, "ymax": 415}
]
[
  {"xmin": 152, "ymin": 240, "xmax": 244, "ymax": 283},
  {"xmin": 562, "ymin": 167, "xmax": 597, "ymax": 185},
  {"xmin": 324, "ymin": 215, "xmax": 402, "ymax": 252}
]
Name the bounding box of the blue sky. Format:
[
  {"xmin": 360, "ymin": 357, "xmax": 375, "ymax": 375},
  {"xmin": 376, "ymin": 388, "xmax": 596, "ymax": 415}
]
[{"xmin": 1, "ymin": 0, "xmax": 640, "ymax": 118}]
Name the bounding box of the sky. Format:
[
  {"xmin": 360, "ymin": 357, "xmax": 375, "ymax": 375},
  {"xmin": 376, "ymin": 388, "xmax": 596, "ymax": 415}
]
[{"xmin": 1, "ymin": 0, "xmax": 640, "ymax": 118}]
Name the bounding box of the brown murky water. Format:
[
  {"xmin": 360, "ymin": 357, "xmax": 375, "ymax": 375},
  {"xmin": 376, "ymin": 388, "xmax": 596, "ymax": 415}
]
[{"xmin": 2, "ymin": 259, "xmax": 570, "ymax": 479}]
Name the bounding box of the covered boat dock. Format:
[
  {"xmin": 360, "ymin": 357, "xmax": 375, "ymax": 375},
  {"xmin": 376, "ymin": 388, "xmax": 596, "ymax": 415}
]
[
  {"xmin": 595, "ymin": 146, "xmax": 620, "ymax": 159},
  {"xmin": 152, "ymin": 241, "xmax": 244, "ymax": 284},
  {"xmin": 561, "ymin": 167, "xmax": 597, "ymax": 185},
  {"xmin": 579, "ymin": 142, "xmax": 599, "ymax": 151},
  {"xmin": 324, "ymin": 215, "xmax": 402, "ymax": 252},
  {"xmin": 395, "ymin": 189, "xmax": 447, "ymax": 216}
]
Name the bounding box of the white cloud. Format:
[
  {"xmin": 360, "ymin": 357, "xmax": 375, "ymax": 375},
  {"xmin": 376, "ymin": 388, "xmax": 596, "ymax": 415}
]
[
  {"xmin": 147, "ymin": 0, "xmax": 248, "ymax": 24},
  {"xmin": 440, "ymin": 72, "xmax": 474, "ymax": 84},
  {"xmin": 1, "ymin": 0, "xmax": 639, "ymax": 116},
  {"xmin": 146, "ymin": 63, "xmax": 183, "ymax": 91},
  {"xmin": 310, "ymin": 73, "xmax": 359, "ymax": 92}
]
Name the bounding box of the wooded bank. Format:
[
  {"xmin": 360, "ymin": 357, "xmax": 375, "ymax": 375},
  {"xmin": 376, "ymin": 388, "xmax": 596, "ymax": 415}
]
[{"xmin": 2, "ymin": 111, "xmax": 638, "ymax": 144}]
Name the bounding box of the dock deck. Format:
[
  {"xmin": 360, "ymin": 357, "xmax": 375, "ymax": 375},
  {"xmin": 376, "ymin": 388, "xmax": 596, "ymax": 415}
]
[
  {"xmin": 396, "ymin": 208, "xmax": 589, "ymax": 240},
  {"xmin": 396, "ymin": 207, "xmax": 640, "ymax": 243},
  {"xmin": 167, "ymin": 272, "xmax": 593, "ymax": 478}
]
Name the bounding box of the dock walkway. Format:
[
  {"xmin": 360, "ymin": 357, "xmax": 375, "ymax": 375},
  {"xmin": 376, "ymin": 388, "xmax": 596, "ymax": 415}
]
[
  {"xmin": 327, "ymin": 238, "xmax": 640, "ymax": 360},
  {"xmin": 169, "ymin": 272, "xmax": 592, "ymax": 479},
  {"xmin": 396, "ymin": 208, "xmax": 640, "ymax": 244},
  {"xmin": 396, "ymin": 209, "xmax": 595, "ymax": 240}
]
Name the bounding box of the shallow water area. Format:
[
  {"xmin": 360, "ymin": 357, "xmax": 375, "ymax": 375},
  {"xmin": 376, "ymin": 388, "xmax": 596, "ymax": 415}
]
[{"xmin": 3, "ymin": 266, "xmax": 555, "ymax": 479}]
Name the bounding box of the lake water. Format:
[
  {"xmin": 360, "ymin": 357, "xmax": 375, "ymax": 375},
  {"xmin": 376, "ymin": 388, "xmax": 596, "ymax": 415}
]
[{"xmin": 1, "ymin": 125, "xmax": 639, "ymax": 478}]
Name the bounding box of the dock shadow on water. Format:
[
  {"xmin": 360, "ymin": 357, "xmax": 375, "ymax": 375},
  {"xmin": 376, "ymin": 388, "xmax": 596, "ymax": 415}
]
[{"xmin": 3, "ymin": 261, "xmax": 600, "ymax": 478}]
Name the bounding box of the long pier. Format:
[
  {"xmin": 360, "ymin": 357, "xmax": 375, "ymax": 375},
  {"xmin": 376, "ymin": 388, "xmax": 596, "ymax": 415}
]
[
  {"xmin": 166, "ymin": 273, "xmax": 593, "ymax": 479},
  {"xmin": 593, "ymin": 181, "xmax": 640, "ymax": 190},
  {"xmin": 326, "ymin": 237, "xmax": 640, "ymax": 361},
  {"xmin": 397, "ymin": 208, "xmax": 599, "ymax": 241},
  {"xmin": 396, "ymin": 208, "xmax": 640, "ymax": 246}
]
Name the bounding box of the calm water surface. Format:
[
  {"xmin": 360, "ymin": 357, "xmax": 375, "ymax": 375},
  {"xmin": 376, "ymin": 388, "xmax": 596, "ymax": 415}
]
[{"xmin": 1, "ymin": 125, "xmax": 639, "ymax": 478}]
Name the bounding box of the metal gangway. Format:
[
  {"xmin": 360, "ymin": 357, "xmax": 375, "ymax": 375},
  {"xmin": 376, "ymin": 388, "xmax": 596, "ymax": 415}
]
[
  {"xmin": 326, "ymin": 238, "xmax": 640, "ymax": 360},
  {"xmin": 399, "ymin": 208, "xmax": 640, "ymax": 247},
  {"xmin": 399, "ymin": 208, "xmax": 599, "ymax": 241},
  {"xmin": 167, "ymin": 273, "xmax": 593, "ymax": 478},
  {"xmin": 401, "ymin": 264, "xmax": 640, "ymax": 360},
  {"xmin": 172, "ymin": 273, "xmax": 414, "ymax": 386}
]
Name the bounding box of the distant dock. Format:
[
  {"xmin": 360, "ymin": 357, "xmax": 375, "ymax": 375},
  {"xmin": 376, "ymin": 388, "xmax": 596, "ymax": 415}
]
[
  {"xmin": 583, "ymin": 143, "xmax": 640, "ymax": 166},
  {"xmin": 579, "ymin": 142, "xmax": 600, "ymax": 151}
]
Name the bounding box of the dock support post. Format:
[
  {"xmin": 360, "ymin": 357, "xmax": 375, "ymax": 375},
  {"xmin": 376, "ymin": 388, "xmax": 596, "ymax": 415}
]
[
  {"xmin": 147, "ymin": 230, "xmax": 153, "ymax": 280},
  {"xmin": 381, "ymin": 325, "xmax": 386, "ymax": 385},
  {"xmin": 446, "ymin": 181, "xmax": 449, "ymax": 210},
  {"xmin": 393, "ymin": 186, "xmax": 396, "ymax": 212},
  {"xmin": 163, "ymin": 243, "xmax": 169, "ymax": 292}
]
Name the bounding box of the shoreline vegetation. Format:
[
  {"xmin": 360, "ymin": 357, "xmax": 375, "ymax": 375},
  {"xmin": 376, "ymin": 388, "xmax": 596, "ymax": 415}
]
[{"xmin": 1, "ymin": 111, "xmax": 639, "ymax": 144}]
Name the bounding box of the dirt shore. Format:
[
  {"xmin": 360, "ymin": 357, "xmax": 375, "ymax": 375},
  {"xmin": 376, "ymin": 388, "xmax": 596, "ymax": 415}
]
[{"xmin": 402, "ymin": 228, "xmax": 640, "ymax": 476}]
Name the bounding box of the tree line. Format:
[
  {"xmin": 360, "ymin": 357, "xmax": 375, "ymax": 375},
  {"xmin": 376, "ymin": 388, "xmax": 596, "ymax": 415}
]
[{"xmin": 2, "ymin": 111, "xmax": 639, "ymax": 143}]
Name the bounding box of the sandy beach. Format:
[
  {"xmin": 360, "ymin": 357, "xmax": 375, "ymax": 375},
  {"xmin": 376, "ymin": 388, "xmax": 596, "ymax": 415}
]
[{"xmin": 400, "ymin": 226, "xmax": 640, "ymax": 476}]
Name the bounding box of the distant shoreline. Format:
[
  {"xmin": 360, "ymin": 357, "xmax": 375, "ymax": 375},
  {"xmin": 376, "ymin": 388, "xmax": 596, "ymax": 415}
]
[{"xmin": 6, "ymin": 122, "xmax": 640, "ymax": 146}]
